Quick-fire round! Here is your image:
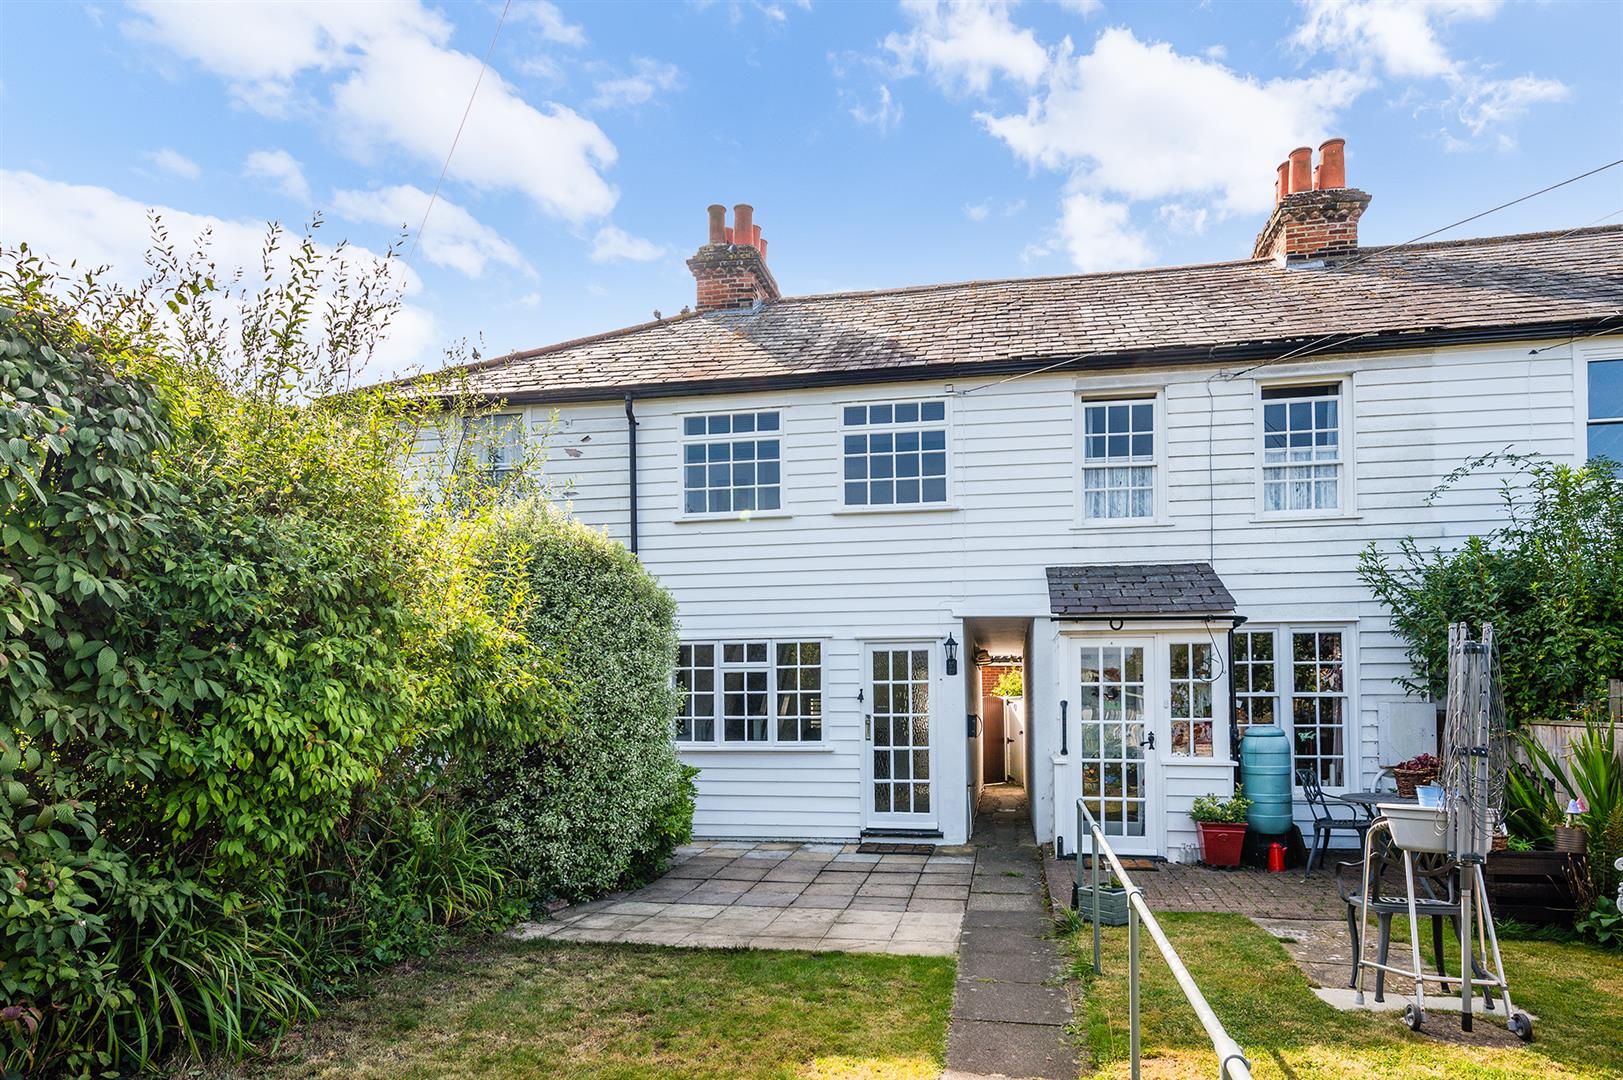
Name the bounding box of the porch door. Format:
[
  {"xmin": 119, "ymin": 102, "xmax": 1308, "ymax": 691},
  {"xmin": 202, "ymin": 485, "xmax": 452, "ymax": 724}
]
[
  {"xmin": 864, "ymin": 643, "xmax": 936, "ymax": 829},
  {"xmin": 1076, "ymin": 641, "xmax": 1158, "ymax": 855}
]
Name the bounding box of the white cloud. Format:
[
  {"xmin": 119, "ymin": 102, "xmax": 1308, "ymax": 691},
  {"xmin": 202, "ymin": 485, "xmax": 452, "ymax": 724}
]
[
  {"xmin": 1156, "ymin": 202, "xmax": 1209, "ymax": 235},
  {"xmin": 125, "ymin": 0, "xmax": 619, "ymax": 223},
  {"xmin": 518, "ymin": 1, "xmax": 586, "ymax": 47},
  {"xmin": 145, "ymin": 148, "xmax": 201, "ymax": 179},
  {"xmin": 849, "ymin": 84, "xmax": 904, "ymax": 132},
  {"xmin": 590, "ymin": 58, "xmax": 683, "ymax": 110},
  {"xmin": 243, "ymin": 148, "xmax": 310, "ymax": 200},
  {"xmin": 964, "ymin": 197, "xmax": 1025, "ymax": 222},
  {"xmin": 981, "ymin": 28, "xmax": 1368, "ymax": 217},
  {"xmin": 1055, "ymin": 192, "xmax": 1153, "ymax": 272},
  {"xmin": 1058, "ymin": 0, "xmax": 1104, "ymax": 14},
  {"xmin": 0, "ymin": 169, "xmax": 437, "ymax": 380},
  {"xmin": 590, "ymin": 225, "xmax": 666, "ymax": 263},
  {"xmin": 885, "ymin": 0, "xmax": 1049, "ymax": 95},
  {"xmin": 331, "ymin": 184, "xmax": 529, "ymax": 278},
  {"xmin": 1291, "ymin": 0, "xmax": 1567, "ymax": 143}
]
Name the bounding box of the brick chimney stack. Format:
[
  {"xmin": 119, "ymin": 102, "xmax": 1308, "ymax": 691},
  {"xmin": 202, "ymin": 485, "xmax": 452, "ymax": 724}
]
[
  {"xmin": 687, "ymin": 202, "xmax": 781, "ymax": 312},
  {"xmin": 1251, "ymin": 138, "xmax": 1371, "ymax": 263}
]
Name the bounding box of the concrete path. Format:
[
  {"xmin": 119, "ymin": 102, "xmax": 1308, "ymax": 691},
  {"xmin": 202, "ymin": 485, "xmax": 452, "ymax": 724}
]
[{"xmin": 945, "ymin": 785, "xmax": 1080, "ymax": 1080}]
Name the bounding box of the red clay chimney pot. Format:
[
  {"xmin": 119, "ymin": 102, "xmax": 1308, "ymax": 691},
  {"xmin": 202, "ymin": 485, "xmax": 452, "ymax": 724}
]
[
  {"xmin": 751, "ymin": 224, "xmax": 762, "ymax": 251},
  {"xmin": 759, "ymin": 237, "xmax": 768, "ymax": 261},
  {"xmin": 1317, "ymin": 138, "xmax": 1347, "ymax": 190},
  {"xmin": 1288, "ymin": 147, "xmax": 1312, "ymax": 195},
  {"xmin": 1275, "ymin": 161, "xmax": 1290, "ymax": 204},
  {"xmin": 724, "ymin": 226, "xmax": 734, "ymax": 243},
  {"xmin": 707, "ymin": 204, "xmax": 726, "ymax": 244},
  {"xmin": 733, "ymin": 204, "xmax": 754, "ymax": 249}
]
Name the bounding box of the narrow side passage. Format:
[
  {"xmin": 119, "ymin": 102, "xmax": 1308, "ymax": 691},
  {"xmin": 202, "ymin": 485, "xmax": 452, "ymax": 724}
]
[{"xmin": 944, "ymin": 784, "xmax": 1080, "ymax": 1080}]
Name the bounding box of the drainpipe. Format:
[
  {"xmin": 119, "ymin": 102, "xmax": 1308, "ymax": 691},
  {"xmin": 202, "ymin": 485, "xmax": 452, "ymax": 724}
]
[{"xmin": 624, "ymin": 393, "xmax": 639, "ymax": 555}]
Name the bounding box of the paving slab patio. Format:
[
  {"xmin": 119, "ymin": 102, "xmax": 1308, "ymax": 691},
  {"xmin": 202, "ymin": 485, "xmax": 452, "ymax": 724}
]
[{"xmin": 509, "ymin": 836, "xmax": 970, "ymax": 956}]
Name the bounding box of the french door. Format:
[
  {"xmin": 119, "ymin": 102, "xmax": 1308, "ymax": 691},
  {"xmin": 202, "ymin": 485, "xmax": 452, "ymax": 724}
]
[
  {"xmin": 863, "ymin": 643, "xmax": 936, "ymax": 830},
  {"xmin": 1075, "ymin": 640, "xmax": 1159, "ymax": 855}
]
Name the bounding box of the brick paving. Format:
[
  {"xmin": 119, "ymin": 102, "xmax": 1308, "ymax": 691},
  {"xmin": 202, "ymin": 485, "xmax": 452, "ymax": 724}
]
[
  {"xmin": 1047, "ymin": 854, "xmax": 1347, "ymax": 920},
  {"xmin": 510, "ymin": 839, "xmax": 972, "ymax": 956}
]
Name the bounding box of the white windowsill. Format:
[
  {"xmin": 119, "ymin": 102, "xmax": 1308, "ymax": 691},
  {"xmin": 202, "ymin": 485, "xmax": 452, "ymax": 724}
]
[
  {"xmin": 1165, "ymin": 756, "xmax": 1239, "ymax": 768},
  {"xmin": 674, "ymin": 511, "xmax": 793, "ymax": 524},
  {"xmin": 1070, "ymin": 518, "xmax": 1175, "ymax": 532},
  {"xmin": 1249, "ymin": 511, "xmax": 1363, "ymax": 525},
  {"xmin": 677, "ymin": 743, "xmax": 836, "ymax": 754},
  {"xmin": 831, "ymin": 503, "xmax": 959, "ymax": 516}
]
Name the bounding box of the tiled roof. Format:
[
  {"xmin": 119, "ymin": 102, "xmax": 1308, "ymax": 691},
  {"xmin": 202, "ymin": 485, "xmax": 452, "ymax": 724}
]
[
  {"xmin": 454, "ymin": 226, "xmax": 1623, "ymax": 402},
  {"xmin": 1046, "ymin": 564, "xmax": 1237, "ymax": 618}
]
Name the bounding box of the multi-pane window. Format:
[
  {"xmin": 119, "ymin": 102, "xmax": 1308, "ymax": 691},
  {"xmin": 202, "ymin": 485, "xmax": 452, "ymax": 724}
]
[
  {"xmin": 1167, "ymin": 643, "xmax": 1215, "ymax": 757},
  {"xmin": 1232, "ymin": 631, "xmax": 1277, "ymax": 734},
  {"xmin": 1231, "ymin": 627, "xmax": 1351, "ymax": 788},
  {"xmin": 675, "ymin": 644, "xmax": 715, "ymax": 742},
  {"xmin": 1261, "ymin": 384, "xmax": 1342, "ymax": 512},
  {"xmin": 682, "ymin": 411, "xmax": 782, "ymax": 515},
  {"xmin": 674, "ymin": 639, "xmax": 822, "ymax": 745},
  {"xmin": 775, "ymin": 642, "xmax": 823, "ymax": 742},
  {"xmin": 842, "ymin": 400, "xmax": 948, "ymax": 507},
  {"xmin": 1076, "ymin": 645, "xmax": 1147, "ymax": 837},
  {"xmin": 461, "ymin": 412, "xmax": 523, "ymax": 482},
  {"xmin": 870, "ymin": 647, "xmax": 932, "ymax": 815},
  {"xmin": 1589, "ymin": 358, "xmax": 1623, "ymax": 463},
  {"xmin": 1082, "ymin": 400, "xmax": 1155, "ymax": 520},
  {"xmin": 1291, "ymin": 630, "xmax": 1347, "ymax": 786}
]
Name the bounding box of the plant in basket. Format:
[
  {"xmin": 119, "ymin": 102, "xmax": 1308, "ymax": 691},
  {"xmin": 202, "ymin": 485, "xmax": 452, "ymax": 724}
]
[
  {"xmin": 1191, "ymin": 788, "xmax": 1252, "ymax": 867},
  {"xmin": 1389, "ymin": 753, "xmax": 1441, "ymax": 798}
]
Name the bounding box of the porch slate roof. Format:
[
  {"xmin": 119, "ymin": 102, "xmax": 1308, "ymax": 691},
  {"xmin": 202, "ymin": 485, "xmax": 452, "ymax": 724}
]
[
  {"xmin": 432, "ymin": 225, "xmax": 1623, "ymax": 403},
  {"xmin": 1045, "ymin": 563, "xmax": 1237, "ymax": 619}
]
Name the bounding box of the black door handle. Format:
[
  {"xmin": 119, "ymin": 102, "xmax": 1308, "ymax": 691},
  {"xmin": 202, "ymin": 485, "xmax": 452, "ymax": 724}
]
[{"xmin": 1141, "ymin": 732, "xmax": 1156, "ymax": 750}]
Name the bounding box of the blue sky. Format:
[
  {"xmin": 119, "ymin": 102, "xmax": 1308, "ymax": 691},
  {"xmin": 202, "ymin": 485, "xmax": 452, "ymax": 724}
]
[{"xmin": 3, "ymin": 1, "xmax": 1621, "ymax": 381}]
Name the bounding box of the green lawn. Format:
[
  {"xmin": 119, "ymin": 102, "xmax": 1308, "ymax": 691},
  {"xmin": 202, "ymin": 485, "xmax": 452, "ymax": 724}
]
[
  {"xmin": 1070, "ymin": 914, "xmax": 1623, "ymax": 1080},
  {"xmin": 187, "ymin": 938, "xmax": 956, "ymax": 1080}
]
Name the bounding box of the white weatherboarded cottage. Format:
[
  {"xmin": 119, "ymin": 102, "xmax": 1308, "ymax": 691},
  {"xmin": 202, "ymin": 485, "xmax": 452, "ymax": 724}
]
[{"xmin": 429, "ymin": 141, "xmax": 1623, "ymax": 858}]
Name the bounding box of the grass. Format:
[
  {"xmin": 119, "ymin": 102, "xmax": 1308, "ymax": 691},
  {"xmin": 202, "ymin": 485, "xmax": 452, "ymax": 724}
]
[
  {"xmin": 188, "ymin": 936, "xmax": 956, "ymax": 1080},
  {"xmin": 1069, "ymin": 913, "xmax": 1623, "ymax": 1079}
]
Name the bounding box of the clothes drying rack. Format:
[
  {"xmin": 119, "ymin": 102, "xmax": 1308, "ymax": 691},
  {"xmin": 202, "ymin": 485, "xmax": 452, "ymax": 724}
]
[{"xmin": 1352, "ymin": 623, "xmax": 1532, "ymax": 1040}]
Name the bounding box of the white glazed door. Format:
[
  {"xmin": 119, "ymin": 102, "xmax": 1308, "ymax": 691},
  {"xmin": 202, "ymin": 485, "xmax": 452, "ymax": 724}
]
[
  {"xmin": 863, "ymin": 643, "xmax": 937, "ymax": 831},
  {"xmin": 1075, "ymin": 640, "xmax": 1159, "ymax": 855}
]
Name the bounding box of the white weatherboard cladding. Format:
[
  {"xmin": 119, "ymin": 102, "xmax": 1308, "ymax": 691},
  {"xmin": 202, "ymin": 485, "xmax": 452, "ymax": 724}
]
[{"xmin": 457, "ymin": 338, "xmax": 1581, "ymax": 850}]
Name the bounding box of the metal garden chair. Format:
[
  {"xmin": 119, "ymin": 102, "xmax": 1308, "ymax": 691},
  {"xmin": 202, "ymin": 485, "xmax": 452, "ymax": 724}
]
[{"xmin": 1297, "ymin": 767, "xmax": 1371, "ymax": 880}]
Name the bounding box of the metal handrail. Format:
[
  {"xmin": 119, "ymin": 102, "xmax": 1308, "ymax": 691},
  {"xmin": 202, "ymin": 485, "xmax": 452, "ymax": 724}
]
[{"xmin": 1076, "ymin": 798, "xmax": 1256, "ymax": 1080}]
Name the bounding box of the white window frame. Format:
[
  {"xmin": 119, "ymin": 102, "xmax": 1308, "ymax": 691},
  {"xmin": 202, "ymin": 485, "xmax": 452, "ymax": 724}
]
[
  {"xmin": 677, "ymin": 407, "xmax": 787, "ymax": 520},
  {"xmin": 1166, "ymin": 639, "xmax": 1218, "ymax": 758},
  {"xmin": 1074, "ymin": 391, "xmax": 1167, "ymax": 527},
  {"xmin": 1234, "ymin": 623, "xmax": 1356, "ymax": 791},
  {"xmin": 459, "ymin": 410, "xmax": 525, "ymax": 483},
  {"xmin": 673, "ymin": 638, "xmax": 826, "ymax": 748},
  {"xmin": 1577, "ymin": 345, "xmax": 1623, "ymax": 463},
  {"xmin": 836, "ymin": 397, "xmax": 953, "ymax": 512},
  {"xmin": 1232, "ymin": 628, "xmax": 1281, "ymax": 737},
  {"xmin": 1252, "ymin": 375, "xmax": 1356, "ymax": 520}
]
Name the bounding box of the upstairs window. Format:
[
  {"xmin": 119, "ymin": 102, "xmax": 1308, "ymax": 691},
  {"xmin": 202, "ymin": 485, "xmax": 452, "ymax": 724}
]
[
  {"xmin": 842, "ymin": 400, "xmax": 948, "ymax": 507},
  {"xmin": 1589, "ymin": 358, "xmax": 1623, "ymax": 463},
  {"xmin": 1261, "ymin": 384, "xmax": 1341, "ymax": 512},
  {"xmin": 1082, "ymin": 399, "xmax": 1155, "ymax": 520},
  {"xmin": 675, "ymin": 639, "xmax": 823, "ymax": 745},
  {"xmin": 461, "ymin": 412, "xmax": 523, "ymax": 483},
  {"xmin": 682, "ymin": 411, "xmax": 781, "ymax": 515}
]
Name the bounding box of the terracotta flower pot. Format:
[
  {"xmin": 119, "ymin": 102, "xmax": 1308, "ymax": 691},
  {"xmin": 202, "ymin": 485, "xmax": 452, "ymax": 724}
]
[
  {"xmin": 1393, "ymin": 767, "xmax": 1438, "ymax": 799},
  {"xmin": 1196, "ymin": 822, "xmax": 1248, "ymax": 867}
]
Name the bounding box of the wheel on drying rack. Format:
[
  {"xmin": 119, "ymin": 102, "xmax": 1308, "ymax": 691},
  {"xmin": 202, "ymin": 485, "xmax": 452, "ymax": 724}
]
[
  {"xmin": 1509, "ymin": 1011, "xmax": 1533, "ymax": 1042},
  {"xmin": 1403, "ymin": 1004, "xmax": 1424, "ymax": 1032}
]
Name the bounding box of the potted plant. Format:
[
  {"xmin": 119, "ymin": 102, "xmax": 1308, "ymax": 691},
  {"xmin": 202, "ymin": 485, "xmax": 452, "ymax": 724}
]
[
  {"xmin": 1076, "ymin": 873, "xmax": 1129, "ymax": 926},
  {"xmin": 1191, "ymin": 787, "xmax": 1252, "ymax": 868},
  {"xmin": 1555, "ymin": 798, "xmax": 1589, "ymax": 854},
  {"xmin": 1388, "ymin": 753, "xmax": 1441, "ymax": 799}
]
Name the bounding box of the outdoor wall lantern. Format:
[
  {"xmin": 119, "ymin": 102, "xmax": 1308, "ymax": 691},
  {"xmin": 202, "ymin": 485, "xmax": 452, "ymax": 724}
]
[{"xmin": 944, "ymin": 634, "xmax": 958, "ymax": 676}]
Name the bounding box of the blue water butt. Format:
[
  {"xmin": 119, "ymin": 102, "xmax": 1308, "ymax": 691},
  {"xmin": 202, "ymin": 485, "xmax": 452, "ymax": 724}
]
[{"xmin": 1241, "ymin": 725, "xmax": 1294, "ymax": 835}]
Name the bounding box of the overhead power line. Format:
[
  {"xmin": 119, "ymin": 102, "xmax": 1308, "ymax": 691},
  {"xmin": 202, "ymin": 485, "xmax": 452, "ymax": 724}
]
[{"xmin": 407, "ymin": 0, "xmax": 512, "ymax": 266}]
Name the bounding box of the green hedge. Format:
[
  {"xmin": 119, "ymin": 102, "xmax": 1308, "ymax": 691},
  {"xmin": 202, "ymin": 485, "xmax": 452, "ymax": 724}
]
[{"xmin": 473, "ymin": 500, "xmax": 694, "ymax": 903}]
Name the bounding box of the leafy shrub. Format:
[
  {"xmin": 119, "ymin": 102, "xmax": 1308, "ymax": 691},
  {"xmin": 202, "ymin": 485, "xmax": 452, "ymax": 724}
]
[
  {"xmin": 1577, "ymin": 896, "xmax": 1623, "ymax": 951},
  {"xmin": 1358, "ymin": 457, "xmax": 1623, "ymax": 722},
  {"xmin": 990, "ymin": 668, "xmax": 1023, "ymax": 699},
  {"xmin": 1190, "ymin": 788, "xmax": 1251, "ymax": 824},
  {"xmin": 1505, "ymin": 717, "xmax": 1623, "ymax": 903},
  {"xmin": 473, "ymin": 500, "xmax": 691, "ymax": 903}
]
